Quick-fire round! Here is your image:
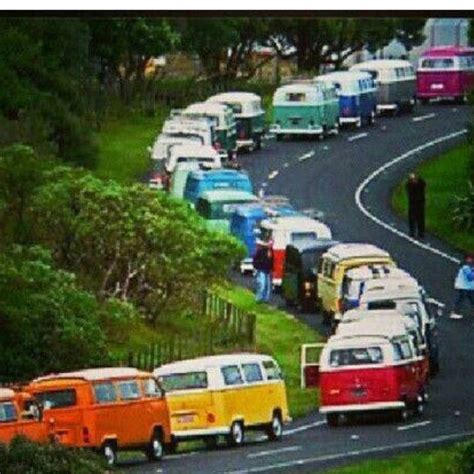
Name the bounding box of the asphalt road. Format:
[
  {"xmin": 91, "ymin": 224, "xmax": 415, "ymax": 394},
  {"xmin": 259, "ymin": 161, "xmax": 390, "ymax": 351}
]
[{"xmin": 126, "ymin": 104, "xmax": 473, "ymax": 473}]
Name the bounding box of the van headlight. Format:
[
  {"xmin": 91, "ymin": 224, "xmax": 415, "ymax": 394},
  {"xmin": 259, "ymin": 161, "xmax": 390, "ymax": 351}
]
[{"xmin": 304, "ymin": 282, "xmax": 313, "ymax": 290}]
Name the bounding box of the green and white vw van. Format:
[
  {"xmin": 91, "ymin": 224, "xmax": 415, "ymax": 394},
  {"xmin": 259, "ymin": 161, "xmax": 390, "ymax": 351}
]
[
  {"xmin": 181, "ymin": 103, "xmax": 238, "ymax": 160},
  {"xmin": 270, "ymin": 81, "xmax": 339, "ymax": 141},
  {"xmin": 195, "ymin": 189, "xmax": 259, "ymax": 234},
  {"xmin": 207, "ymin": 92, "xmax": 265, "ymax": 152}
]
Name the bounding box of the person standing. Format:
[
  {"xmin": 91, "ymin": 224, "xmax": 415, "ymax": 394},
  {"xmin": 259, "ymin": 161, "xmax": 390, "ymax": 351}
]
[
  {"xmin": 450, "ymin": 255, "xmax": 474, "ymax": 319},
  {"xmin": 253, "ymin": 239, "xmax": 273, "ymax": 303},
  {"xmin": 406, "ymin": 173, "xmax": 426, "ymax": 239}
]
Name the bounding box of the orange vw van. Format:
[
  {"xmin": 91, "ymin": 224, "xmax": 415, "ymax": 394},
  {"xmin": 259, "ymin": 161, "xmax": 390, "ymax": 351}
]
[
  {"xmin": 27, "ymin": 368, "xmax": 171, "ymax": 466},
  {"xmin": 0, "ymin": 388, "xmax": 49, "ymax": 445}
]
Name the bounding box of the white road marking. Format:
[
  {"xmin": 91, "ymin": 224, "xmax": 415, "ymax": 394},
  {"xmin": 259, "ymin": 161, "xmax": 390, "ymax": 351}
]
[
  {"xmin": 283, "ymin": 162, "xmax": 289, "ymax": 168},
  {"xmin": 412, "ymin": 113, "xmax": 436, "ymax": 122},
  {"xmin": 284, "ymin": 420, "xmax": 326, "ymax": 436},
  {"xmin": 354, "ymin": 129, "xmax": 467, "ymax": 265},
  {"xmin": 224, "ymin": 430, "xmax": 474, "ymax": 473},
  {"xmin": 268, "ymin": 170, "xmax": 279, "ymax": 180},
  {"xmin": 397, "ymin": 420, "xmax": 432, "ymax": 431},
  {"xmin": 247, "ymin": 446, "xmax": 302, "ymax": 459},
  {"xmin": 348, "ymin": 133, "xmax": 368, "ymax": 142},
  {"xmin": 298, "ymin": 151, "xmax": 315, "ymax": 162},
  {"xmin": 166, "ymin": 451, "xmax": 197, "ymax": 460}
]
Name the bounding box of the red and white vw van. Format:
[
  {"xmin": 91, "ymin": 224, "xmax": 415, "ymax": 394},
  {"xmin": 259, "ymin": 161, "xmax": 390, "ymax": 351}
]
[
  {"xmin": 417, "ymin": 46, "xmax": 474, "ymax": 103},
  {"xmin": 319, "ymin": 321, "xmax": 423, "ymax": 426},
  {"xmin": 260, "ymin": 216, "xmax": 332, "ymax": 288}
]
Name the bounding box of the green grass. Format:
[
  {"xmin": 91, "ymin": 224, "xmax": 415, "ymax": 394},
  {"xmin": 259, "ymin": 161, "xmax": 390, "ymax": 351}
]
[
  {"xmin": 325, "ymin": 444, "xmax": 460, "ymax": 474},
  {"xmin": 218, "ymin": 285, "xmax": 323, "ymax": 419},
  {"xmin": 96, "ymin": 110, "xmax": 169, "ymax": 184},
  {"xmin": 392, "ymin": 144, "xmax": 474, "ymax": 253}
]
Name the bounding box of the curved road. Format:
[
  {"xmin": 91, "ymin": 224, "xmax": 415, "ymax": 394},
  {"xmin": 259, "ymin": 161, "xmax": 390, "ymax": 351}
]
[{"xmin": 127, "ymin": 104, "xmax": 473, "ymax": 473}]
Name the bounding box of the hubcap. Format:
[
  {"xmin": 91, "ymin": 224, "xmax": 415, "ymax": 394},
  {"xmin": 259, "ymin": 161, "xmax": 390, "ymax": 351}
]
[
  {"xmin": 233, "ymin": 423, "xmax": 243, "ymax": 443},
  {"xmin": 104, "ymin": 446, "xmax": 115, "ymax": 465},
  {"xmin": 152, "ymin": 439, "xmax": 163, "ymax": 458},
  {"xmin": 273, "ymin": 417, "xmax": 282, "ymax": 436}
]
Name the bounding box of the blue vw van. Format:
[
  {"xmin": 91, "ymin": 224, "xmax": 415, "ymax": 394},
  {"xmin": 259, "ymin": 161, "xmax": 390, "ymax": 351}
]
[
  {"xmin": 230, "ymin": 203, "xmax": 299, "ymax": 274},
  {"xmin": 317, "ymin": 71, "xmax": 377, "ymax": 128},
  {"xmin": 184, "ymin": 169, "xmax": 253, "ymax": 207}
]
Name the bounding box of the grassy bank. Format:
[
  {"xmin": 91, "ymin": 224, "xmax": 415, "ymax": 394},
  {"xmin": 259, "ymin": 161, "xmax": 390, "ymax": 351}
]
[
  {"xmin": 218, "ymin": 285, "xmax": 322, "ymax": 418},
  {"xmin": 96, "ymin": 111, "xmax": 168, "ymax": 184},
  {"xmin": 392, "ymin": 144, "xmax": 474, "ymax": 253}
]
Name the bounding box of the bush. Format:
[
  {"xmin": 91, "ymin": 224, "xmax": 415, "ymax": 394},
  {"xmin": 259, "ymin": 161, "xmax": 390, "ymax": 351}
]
[
  {"xmin": 0, "ymin": 437, "xmax": 106, "ymax": 474},
  {"xmin": 450, "ymin": 439, "xmax": 474, "ymax": 474},
  {"xmin": 452, "ymin": 181, "xmax": 474, "ymax": 231}
]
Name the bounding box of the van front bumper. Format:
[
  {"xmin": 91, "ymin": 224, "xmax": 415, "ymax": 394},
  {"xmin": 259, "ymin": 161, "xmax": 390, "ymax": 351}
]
[
  {"xmin": 269, "ymin": 126, "xmax": 323, "ymax": 135},
  {"xmin": 320, "ymin": 401, "xmax": 405, "ymax": 414}
]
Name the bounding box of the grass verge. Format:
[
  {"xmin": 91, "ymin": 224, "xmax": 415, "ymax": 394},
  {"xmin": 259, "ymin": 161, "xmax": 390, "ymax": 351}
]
[
  {"xmin": 218, "ymin": 284, "xmax": 322, "ymax": 419},
  {"xmin": 392, "ymin": 144, "xmax": 474, "ymax": 253},
  {"xmin": 96, "ymin": 110, "xmax": 168, "ymax": 184}
]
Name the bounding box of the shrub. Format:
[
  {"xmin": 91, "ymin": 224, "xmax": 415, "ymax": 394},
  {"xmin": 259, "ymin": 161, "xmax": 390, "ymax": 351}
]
[
  {"xmin": 452, "ymin": 181, "xmax": 474, "ymax": 231},
  {"xmin": 0, "ymin": 437, "xmax": 106, "ymax": 474}
]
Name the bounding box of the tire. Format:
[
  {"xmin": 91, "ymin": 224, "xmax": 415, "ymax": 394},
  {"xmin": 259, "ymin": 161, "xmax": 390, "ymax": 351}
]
[
  {"xmin": 326, "ymin": 413, "xmax": 339, "ymax": 427},
  {"xmin": 146, "ymin": 430, "xmax": 164, "ymax": 462},
  {"xmin": 368, "ymin": 110, "xmax": 376, "ymax": 125},
  {"xmin": 227, "ymin": 421, "xmax": 244, "ymax": 447},
  {"xmin": 276, "ymin": 134, "xmax": 283, "ymax": 142},
  {"xmin": 420, "ymin": 98, "xmax": 429, "ymax": 105},
  {"xmin": 102, "ymin": 441, "xmax": 118, "ymax": 467},
  {"xmin": 204, "ymin": 435, "xmax": 219, "ymax": 450},
  {"xmin": 255, "ymin": 137, "xmax": 262, "ymax": 150},
  {"xmin": 266, "ymin": 412, "xmax": 283, "ymax": 441},
  {"xmin": 397, "ymin": 407, "xmax": 409, "ymax": 422}
]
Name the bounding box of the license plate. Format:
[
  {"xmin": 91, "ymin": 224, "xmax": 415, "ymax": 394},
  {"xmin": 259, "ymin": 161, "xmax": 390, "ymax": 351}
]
[
  {"xmin": 177, "ymin": 414, "xmax": 195, "ymax": 424},
  {"xmin": 352, "ymin": 387, "xmax": 367, "ymax": 398},
  {"xmin": 431, "ymin": 83, "xmax": 444, "ymax": 90}
]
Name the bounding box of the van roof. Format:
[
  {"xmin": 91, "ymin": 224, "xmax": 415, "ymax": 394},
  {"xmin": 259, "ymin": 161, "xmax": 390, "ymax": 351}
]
[
  {"xmin": 351, "ymin": 59, "xmax": 413, "ymax": 70},
  {"xmin": 0, "ymin": 388, "xmax": 15, "ymax": 399},
  {"xmin": 189, "ymin": 169, "xmax": 247, "ymax": 181},
  {"xmin": 342, "ymin": 308, "xmax": 406, "ymax": 322},
  {"xmin": 184, "ymin": 102, "xmax": 230, "ymax": 116},
  {"xmin": 344, "ymin": 265, "xmax": 407, "ymax": 280},
  {"xmin": 170, "ymin": 145, "xmax": 219, "ymax": 157},
  {"xmin": 317, "ymin": 70, "xmax": 373, "ymax": 83},
  {"xmin": 233, "ymin": 203, "xmax": 267, "ymax": 218},
  {"xmin": 422, "ymin": 46, "xmax": 474, "ymax": 57},
  {"xmin": 207, "ymin": 92, "xmax": 261, "ymax": 103},
  {"xmin": 326, "ymin": 334, "xmax": 390, "ymax": 349},
  {"xmin": 154, "ymin": 353, "xmax": 274, "ymax": 375},
  {"xmin": 261, "ymin": 215, "xmax": 328, "ymax": 232},
  {"xmin": 288, "ymin": 238, "xmax": 340, "ymax": 253},
  {"xmin": 31, "ymin": 367, "xmax": 148, "ymax": 384},
  {"xmin": 363, "ymin": 276, "xmax": 419, "ymax": 295},
  {"xmin": 199, "ymin": 189, "xmax": 258, "ymax": 202},
  {"xmin": 336, "ymin": 317, "xmax": 409, "ymax": 340},
  {"xmin": 274, "ymin": 82, "xmax": 321, "ymax": 94},
  {"xmin": 324, "ymin": 243, "xmax": 390, "ymax": 262}
]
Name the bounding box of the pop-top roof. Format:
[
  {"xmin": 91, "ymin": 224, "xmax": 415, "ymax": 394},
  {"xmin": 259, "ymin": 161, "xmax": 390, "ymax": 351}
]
[
  {"xmin": 32, "ymin": 367, "xmax": 146, "ymax": 384},
  {"xmin": 324, "ymin": 243, "xmax": 390, "ymax": 262}
]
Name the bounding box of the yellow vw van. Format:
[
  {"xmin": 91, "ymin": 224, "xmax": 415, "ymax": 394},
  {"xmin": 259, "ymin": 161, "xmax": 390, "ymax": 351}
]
[
  {"xmin": 153, "ymin": 354, "xmax": 290, "ymax": 450},
  {"xmin": 317, "ymin": 243, "xmax": 395, "ymax": 322}
]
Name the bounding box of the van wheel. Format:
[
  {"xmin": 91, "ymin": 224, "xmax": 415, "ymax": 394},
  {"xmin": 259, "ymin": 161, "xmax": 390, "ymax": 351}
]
[
  {"xmin": 355, "ymin": 116, "xmax": 362, "ymax": 129},
  {"xmin": 326, "ymin": 413, "xmax": 339, "ymax": 427},
  {"xmin": 276, "ymin": 134, "xmax": 283, "ymax": 142},
  {"xmin": 102, "ymin": 441, "xmax": 117, "ymax": 466},
  {"xmin": 146, "ymin": 430, "xmax": 164, "ymax": 462},
  {"xmin": 397, "ymin": 407, "xmax": 409, "ymax": 422},
  {"xmin": 266, "ymin": 412, "xmax": 283, "ymax": 441},
  {"xmin": 227, "ymin": 421, "xmax": 244, "ymax": 447},
  {"xmin": 368, "ymin": 111, "xmax": 376, "ymax": 125}
]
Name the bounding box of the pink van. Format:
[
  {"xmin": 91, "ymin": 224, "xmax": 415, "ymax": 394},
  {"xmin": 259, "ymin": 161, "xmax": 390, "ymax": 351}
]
[{"xmin": 417, "ymin": 46, "xmax": 474, "ymax": 103}]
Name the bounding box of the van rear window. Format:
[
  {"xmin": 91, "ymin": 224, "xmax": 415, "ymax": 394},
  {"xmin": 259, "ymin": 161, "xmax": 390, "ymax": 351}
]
[
  {"xmin": 0, "ymin": 402, "xmax": 17, "ymax": 422},
  {"xmin": 158, "ymin": 372, "xmax": 208, "ymax": 391},
  {"xmin": 286, "ymin": 92, "xmax": 306, "ymax": 102},
  {"xmin": 329, "ymin": 347, "xmax": 383, "ymax": 367},
  {"xmin": 36, "ymin": 389, "xmax": 77, "ymax": 409},
  {"xmin": 291, "ymin": 232, "xmax": 317, "ymax": 243},
  {"xmin": 262, "ymin": 360, "xmax": 282, "ymax": 380}
]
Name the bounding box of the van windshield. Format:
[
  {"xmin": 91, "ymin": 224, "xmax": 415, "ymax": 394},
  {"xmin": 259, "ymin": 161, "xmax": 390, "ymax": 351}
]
[
  {"xmin": 329, "ymin": 347, "xmax": 383, "ymax": 367},
  {"xmin": 158, "ymin": 372, "xmax": 208, "ymax": 392},
  {"xmin": 209, "ymin": 201, "xmax": 253, "ymax": 219},
  {"xmin": 36, "ymin": 389, "xmax": 77, "ymax": 409},
  {"xmin": 0, "ymin": 402, "xmax": 17, "ymax": 422}
]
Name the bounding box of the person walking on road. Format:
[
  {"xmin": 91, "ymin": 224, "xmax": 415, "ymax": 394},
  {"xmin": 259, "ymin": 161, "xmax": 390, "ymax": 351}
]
[
  {"xmin": 253, "ymin": 239, "xmax": 273, "ymax": 303},
  {"xmin": 406, "ymin": 173, "xmax": 426, "ymax": 239},
  {"xmin": 450, "ymin": 255, "xmax": 474, "ymax": 320}
]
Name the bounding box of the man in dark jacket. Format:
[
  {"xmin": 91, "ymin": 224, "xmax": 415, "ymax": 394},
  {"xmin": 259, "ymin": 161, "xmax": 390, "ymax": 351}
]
[
  {"xmin": 253, "ymin": 240, "xmax": 273, "ymax": 303},
  {"xmin": 406, "ymin": 173, "xmax": 426, "ymax": 239}
]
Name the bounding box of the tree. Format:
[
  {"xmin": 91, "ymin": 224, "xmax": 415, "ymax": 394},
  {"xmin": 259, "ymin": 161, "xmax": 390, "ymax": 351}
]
[
  {"xmin": 0, "ymin": 246, "xmax": 108, "ymax": 382},
  {"xmin": 31, "ymin": 168, "xmax": 244, "ymax": 322}
]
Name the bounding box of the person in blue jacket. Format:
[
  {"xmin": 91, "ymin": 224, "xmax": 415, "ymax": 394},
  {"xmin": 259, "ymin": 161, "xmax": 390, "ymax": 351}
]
[
  {"xmin": 253, "ymin": 239, "xmax": 273, "ymax": 303},
  {"xmin": 450, "ymin": 255, "xmax": 474, "ymax": 319}
]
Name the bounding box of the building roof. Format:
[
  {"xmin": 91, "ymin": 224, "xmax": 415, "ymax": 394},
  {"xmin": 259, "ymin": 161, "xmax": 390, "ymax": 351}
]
[
  {"xmin": 324, "ymin": 243, "xmax": 390, "ymax": 262},
  {"xmin": 32, "ymin": 367, "xmax": 147, "ymax": 384}
]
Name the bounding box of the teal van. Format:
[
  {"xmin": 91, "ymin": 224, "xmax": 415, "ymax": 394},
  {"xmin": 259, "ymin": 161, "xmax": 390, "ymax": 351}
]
[
  {"xmin": 195, "ymin": 189, "xmax": 259, "ymax": 233},
  {"xmin": 270, "ymin": 81, "xmax": 339, "ymax": 140},
  {"xmin": 184, "ymin": 169, "xmax": 253, "ymax": 207},
  {"xmin": 181, "ymin": 103, "xmax": 237, "ymax": 160},
  {"xmin": 207, "ymin": 92, "xmax": 265, "ymax": 151}
]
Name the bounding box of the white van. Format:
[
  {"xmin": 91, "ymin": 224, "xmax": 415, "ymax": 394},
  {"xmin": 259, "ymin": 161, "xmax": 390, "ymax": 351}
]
[{"xmin": 165, "ymin": 145, "xmax": 222, "ymax": 174}]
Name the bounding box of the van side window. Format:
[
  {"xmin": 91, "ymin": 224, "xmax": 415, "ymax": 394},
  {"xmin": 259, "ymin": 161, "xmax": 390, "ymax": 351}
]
[
  {"xmin": 158, "ymin": 372, "xmax": 208, "ymax": 391},
  {"xmin": 323, "ymin": 260, "xmax": 335, "ymax": 278},
  {"xmin": 94, "ymin": 382, "xmax": 117, "ymax": 404},
  {"xmin": 36, "ymin": 389, "xmax": 77, "ymax": 409},
  {"xmin": 242, "ymin": 363, "xmax": 264, "ymax": 383},
  {"xmin": 143, "ymin": 378, "xmax": 162, "ymax": 398},
  {"xmin": 117, "ymin": 380, "xmax": 140, "ymax": 400},
  {"xmin": 262, "ymin": 360, "xmax": 282, "ymax": 380},
  {"xmin": 221, "ymin": 366, "xmax": 244, "ymax": 386},
  {"xmin": 0, "ymin": 402, "xmax": 18, "ymax": 422},
  {"xmin": 393, "ymin": 340, "xmax": 413, "ymax": 361}
]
